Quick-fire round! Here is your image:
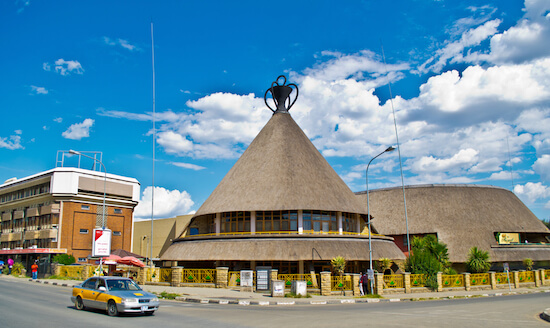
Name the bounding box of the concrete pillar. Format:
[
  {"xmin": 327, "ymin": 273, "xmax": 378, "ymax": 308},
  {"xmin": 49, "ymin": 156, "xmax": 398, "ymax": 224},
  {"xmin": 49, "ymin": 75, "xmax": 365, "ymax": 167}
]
[
  {"xmin": 337, "ymin": 211, "xmax": 343, "ymax": 235},
  {"xmin": 298, "ymin": 210, "xmax": 303, "ymax": 234},
  {"xmin": 356, "ymin": 213, "xmax": 361, "ymax": 233},
  {"xmin": 215, "ymin": 213, "xmax": 221, "ymax": 235},
  {"xmin": 171, "ymin": 267, "xmax": 183, "ymax": 287},
  {"xmin": 535, "ymin": 270, "xmax": 541, "ymax": 287},
  {"xmin": 270, "ymin": 269, "xmax": 279, "ymax": 283},
  {"xmin": 250, "ymin": 261, "xmax": 256, "ymax": 270},
  {"xmin": 351, "ymin": 273, "xmax": 361, "ymax": 296},
  {"xmin": 298, "ymin": 260, "xmax": 304, "ymax": 275},
  {"xmin": 464, "ymin": 273, "xmax": 471, "ymax": 291},
  {"xmin": 81, "ymin": 265, "xmax": 90, "ymax": 280},
  {"xmin": 436, "ymin": 272, "xmax": 443, "ymax": 292},
  {"xmin": 541, "ymin": 269, "xmax": 547, "ymax": 286},
  {"xmin": 320, "ymin": 271, "xmax": 331, "ymax": 296},
  {"xmin": 250, "ymin": 211, "xmax": 256, "ymax": 235},
  {"xmin": 489, "ymin": 271, "xmax": 496, "ymax": 289},
  {"xmin": 375, "ymin": 273, "xmax": 385, "ymax": 295},
  {"xmin": 216, "ymin": 267, "xmax": 229, "ymax": 288},
  {"xmin": 137, "ymin": 267, "xmax": 147, "ymax": 285},
  {"xmin": 404, "ymin": 272, "xmax": 411, "ymax": 294},
  {"xmin": 513, "ymin": 271, "xmax": 520, "ymax": 289}
]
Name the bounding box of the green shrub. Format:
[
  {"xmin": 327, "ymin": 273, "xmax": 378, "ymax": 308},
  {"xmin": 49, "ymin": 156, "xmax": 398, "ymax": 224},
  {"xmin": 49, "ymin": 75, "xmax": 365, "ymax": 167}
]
[
  {"xmin": 53, "ymin": 254, "xmax": 76, "ymax": 265},
  {"xmin": 465, "ymin": 247, "xmax": 491, "ymax": 273},
  {"xmin": 12, "ymin": 262, "xmax": 25, "ymax": 276},
  {"xmin": 406, "ymin": 235, "xmax": 451, "ymax": 291},
  {"xmin": 523, "ymin": 258, "xmax": 534, "ymax": 271}
]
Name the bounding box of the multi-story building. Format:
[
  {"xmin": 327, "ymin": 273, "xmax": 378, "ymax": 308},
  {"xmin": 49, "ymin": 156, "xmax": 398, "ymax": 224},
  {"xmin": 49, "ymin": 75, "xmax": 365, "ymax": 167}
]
[{"xmin": 0, "ymin": 166, "xmax": 139, "ymax": 271}]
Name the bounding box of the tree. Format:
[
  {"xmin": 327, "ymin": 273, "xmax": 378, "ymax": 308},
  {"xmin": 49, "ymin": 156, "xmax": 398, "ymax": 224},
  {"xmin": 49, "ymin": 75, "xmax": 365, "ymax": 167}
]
[
  {"xmin": 523, "ymin": 258, "xmax": 534, "ymax": 271},
  {"xmin": 465, "ymin": 247, "xmax": 491, "ymax": 273},
  {"xmin": 405, "ymin": 235, "xmax": 450, "ymax": 290},
  {"xmin": 331, "ymin": 256, "xmax": 347, "ymax": 294},
  {"xmin": 53, "ymin": 254, "xmax": 76, "ymax": 265}
]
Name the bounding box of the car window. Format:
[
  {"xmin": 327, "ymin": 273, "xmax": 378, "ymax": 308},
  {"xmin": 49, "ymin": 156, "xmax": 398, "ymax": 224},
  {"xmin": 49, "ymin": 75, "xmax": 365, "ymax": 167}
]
[
  {"xmin": 82, "ymin": 278, "xmax": 96, "ymax": 289},
  {"xmin": 96, "ymin": 279, "xmax": 106, "ymax": 290},
  {"xmin": 106, "ymin": 279, "xmax": 142, "ymax": 291}
]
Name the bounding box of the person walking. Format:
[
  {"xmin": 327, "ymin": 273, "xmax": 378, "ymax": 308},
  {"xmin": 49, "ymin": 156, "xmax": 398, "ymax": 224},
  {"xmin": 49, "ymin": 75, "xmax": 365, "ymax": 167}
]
[
  {"xmin": 7, "ymin": 258, "xmax": 14, "ymax": 275},
  {"xmin": 359, "ymin": 272, "xmax": 365, "ymax": 296},
  {"xmin": 31, "ymin": 261, "xmax": 39, "ymax": 280}
]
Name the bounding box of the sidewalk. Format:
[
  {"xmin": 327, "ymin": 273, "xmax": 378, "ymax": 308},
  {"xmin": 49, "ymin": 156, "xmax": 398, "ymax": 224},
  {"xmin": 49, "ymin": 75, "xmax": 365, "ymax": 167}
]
[{"xmin": 3, "ymin": 274, "xmax": 550, "ymax": 306}]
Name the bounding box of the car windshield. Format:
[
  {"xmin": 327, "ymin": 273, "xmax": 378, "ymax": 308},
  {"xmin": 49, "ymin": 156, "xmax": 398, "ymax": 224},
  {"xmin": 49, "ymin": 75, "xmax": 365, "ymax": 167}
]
[{"xmin": 106, "ymin": 279, "xmax": 142, "ymax": 291}]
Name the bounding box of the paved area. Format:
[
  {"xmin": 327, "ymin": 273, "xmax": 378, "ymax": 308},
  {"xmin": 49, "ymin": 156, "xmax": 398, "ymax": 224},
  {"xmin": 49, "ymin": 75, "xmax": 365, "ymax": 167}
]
[{"xmin": 4, "ymin": 274, "xmax": 550, "ymax": 316}]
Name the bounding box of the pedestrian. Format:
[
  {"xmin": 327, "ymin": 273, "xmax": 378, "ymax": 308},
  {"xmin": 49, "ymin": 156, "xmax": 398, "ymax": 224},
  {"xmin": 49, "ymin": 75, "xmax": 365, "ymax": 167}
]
[
  {"xmin": 359, "ymin": 272, "xmax": 364, "ymax": 296},
  {"xmin": 363, "ymin": 272, "xmax": 369, "ymax": 295},
  {"xmin": 31, "ymin": 261, "xmax": 39, "ymax": 280},
  {"xmin": 7, "ymin": 258, "xmax": 14, "ymax": 275}
]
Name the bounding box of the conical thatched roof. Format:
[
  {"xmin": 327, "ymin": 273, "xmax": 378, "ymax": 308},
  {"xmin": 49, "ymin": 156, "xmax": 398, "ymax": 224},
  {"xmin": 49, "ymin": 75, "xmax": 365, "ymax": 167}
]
[
  {"xmin": 194, "ymin": 112, "xmax": 367, "ymax": 217},
  {"xmin": 356, "ymin": 184, "xmax": 550, "ymax": 263}
]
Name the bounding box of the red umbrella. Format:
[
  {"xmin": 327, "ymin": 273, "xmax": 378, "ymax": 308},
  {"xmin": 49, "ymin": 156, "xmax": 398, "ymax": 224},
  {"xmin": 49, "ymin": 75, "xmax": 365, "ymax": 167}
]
[
  {"xmin": 117, "ymin": 256, "xmax": 146, "ymax": 267},
  {"xmin": 101, "ymin": 254, "xmax": 121, "ymax": 265}
]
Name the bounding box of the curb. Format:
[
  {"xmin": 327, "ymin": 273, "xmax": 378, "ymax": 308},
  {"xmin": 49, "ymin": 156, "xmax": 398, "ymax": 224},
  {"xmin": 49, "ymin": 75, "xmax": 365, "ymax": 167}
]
[{"xmin": 541, "ymin": 308, "xmax": 550, "ymax": 323}]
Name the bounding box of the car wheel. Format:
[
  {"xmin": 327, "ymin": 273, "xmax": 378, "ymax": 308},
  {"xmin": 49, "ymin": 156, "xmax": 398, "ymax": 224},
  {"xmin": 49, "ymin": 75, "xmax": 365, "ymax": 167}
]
[
  {"xmin": 107, "ymin": 300, "xmax": 119, "ymax": 316},
  {"xmin": 75, "ymin": 296, "xmax": 85, "ymax": 310}
]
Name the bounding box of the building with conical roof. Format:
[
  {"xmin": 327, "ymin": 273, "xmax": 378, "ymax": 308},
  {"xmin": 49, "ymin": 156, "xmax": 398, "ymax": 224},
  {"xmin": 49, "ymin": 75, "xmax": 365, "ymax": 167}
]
[{"xmin": 161, "ymin": 76, "xmax": 405, "ymax": 274}]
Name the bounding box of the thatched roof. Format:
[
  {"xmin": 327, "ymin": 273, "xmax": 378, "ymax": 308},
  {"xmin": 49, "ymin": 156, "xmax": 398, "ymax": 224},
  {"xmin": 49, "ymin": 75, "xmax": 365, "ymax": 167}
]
[
  {"xmin": 356, "ymin": 184, "xmax": 550, "ymax": 263},
  {"xmin": 194, "ymin": 112, "xmax": 367, "ymax": 217},
  {"xmin": 161, "ymin": 236, "xmax": 405, "ymax": 261}
]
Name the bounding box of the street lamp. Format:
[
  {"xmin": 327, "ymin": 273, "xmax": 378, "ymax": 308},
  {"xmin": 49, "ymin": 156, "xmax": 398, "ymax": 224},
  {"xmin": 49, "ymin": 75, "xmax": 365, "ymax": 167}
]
[
  {"xmin": 69, "ymin": 150, "xmax": 107, "ymax": 229},
  {"xmin": 366, "ymin": 146, "xmax": 395, "ymax": 293}
]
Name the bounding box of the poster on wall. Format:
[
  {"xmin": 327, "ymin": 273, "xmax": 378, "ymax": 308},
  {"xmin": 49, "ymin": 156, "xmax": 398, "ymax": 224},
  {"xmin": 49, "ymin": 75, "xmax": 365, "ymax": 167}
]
[
  {"xmin": 92, "ymin": 228, "xmax": 112, "ymax": 257},
  {"xmin": 498, "ymin": 232, "xmax": 520, "ymax": 244}
]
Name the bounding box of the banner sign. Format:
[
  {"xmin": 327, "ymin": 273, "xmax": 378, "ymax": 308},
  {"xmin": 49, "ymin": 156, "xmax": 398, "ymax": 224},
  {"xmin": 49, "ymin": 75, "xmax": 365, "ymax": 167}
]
[
  {"xmin": 498, "ymin": 233, "xmax": 520, "ymax": 244},
  {"xmin": 92, "ymin": 228, "xmax": 111, "ymax": 257}
]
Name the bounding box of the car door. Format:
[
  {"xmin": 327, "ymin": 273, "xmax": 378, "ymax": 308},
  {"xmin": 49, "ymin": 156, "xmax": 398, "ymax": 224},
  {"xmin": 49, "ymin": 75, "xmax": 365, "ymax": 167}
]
[
  {"xmin": 79, "ymin": 278, "xmax": 98, "ymax": 308},
  {"xmin": 94, "ymin": 278, "xmax": 111, "ymax": 310}
]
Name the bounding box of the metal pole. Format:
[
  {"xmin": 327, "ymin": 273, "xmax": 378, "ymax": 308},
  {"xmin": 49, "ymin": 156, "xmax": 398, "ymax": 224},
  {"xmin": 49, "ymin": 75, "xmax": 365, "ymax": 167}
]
[
  {"xmin": 366, "ymin": 146, "xmax": 395, "ymax": 293},
  {"xmin": 150, "ymin": 21, "xmax": 156, "ymax": 269}
]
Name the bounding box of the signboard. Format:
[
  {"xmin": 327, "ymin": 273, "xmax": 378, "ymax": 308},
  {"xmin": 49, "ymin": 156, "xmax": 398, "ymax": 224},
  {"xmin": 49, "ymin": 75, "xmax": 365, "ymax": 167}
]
[
  {"xmin": 92, "ymin": 228, "xmax": 111, "ymax": 257},
  {"xmin": 498, "ymin": 233, "xmax": 520, "ymax": 244},
  {"xmin": 240, "ymin": 270, "xmax": 254, "ymax": 287},
  {"xmin": 367, "ymin": 269, "xmax": 375, "ymax": 280}
]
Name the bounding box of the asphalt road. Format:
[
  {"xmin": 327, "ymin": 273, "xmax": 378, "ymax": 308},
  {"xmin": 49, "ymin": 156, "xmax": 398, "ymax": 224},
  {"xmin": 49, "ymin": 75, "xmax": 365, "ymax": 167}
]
[{"xmin": 1, "ymin": 278, "xmax": 548, "ymax": 328}]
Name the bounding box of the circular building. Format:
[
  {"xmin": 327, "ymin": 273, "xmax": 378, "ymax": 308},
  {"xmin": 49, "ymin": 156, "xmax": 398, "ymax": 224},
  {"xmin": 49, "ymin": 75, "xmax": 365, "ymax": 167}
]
[{"xmin": 161, "ymin": 77, "xmax": 405, "ymax": 274}]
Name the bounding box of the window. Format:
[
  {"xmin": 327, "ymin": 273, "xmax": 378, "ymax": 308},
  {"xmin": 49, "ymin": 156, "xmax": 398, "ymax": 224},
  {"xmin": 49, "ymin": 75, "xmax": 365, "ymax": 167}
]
[
  {"xmin": 78, "ymin": 257, "xmax": 87, "ymax": 262},
  {"xmin": 256, "ymin": 210, "xmax": 298, "ymax": 232},
  {"xmin": 81, "ymin": 205, "xmax": 90, "ymax": 210},
  {"xmin": 189, "ymin": 228, "xmax": 199, "ymax": 235},
  {"xmin": 113, "ymin": 231, "xmax": 121, "ymax": 236},
  {"xmin": 114, "ymin": 208, "xmax": 122, "ymax": 214},
  {"xmin": 80, "ymin": 229, "xmax": 89, "ymax": 234},
  {"xmin": 220, "ymin": 212, "xmax": 250, "ymax": 233}
]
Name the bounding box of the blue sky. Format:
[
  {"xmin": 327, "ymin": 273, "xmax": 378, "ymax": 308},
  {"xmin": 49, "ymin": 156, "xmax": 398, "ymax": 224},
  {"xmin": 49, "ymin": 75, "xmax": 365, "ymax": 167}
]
[{"xmin": 1, "ymin": 0, "xmax": 550, "ymax": 222}]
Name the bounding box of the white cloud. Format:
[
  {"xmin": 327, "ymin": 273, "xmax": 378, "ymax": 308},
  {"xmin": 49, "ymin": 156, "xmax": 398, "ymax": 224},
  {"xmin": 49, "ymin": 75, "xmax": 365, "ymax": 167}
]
[
  {"xmin": 0, "ymin": 134, "xmax": 23, "ymax": 150},
  {"xmin": 62, "ymin": 119, "xmax": 94, "ymax": 140},
  {"xmin": 514, "ymin": 182, "xmax": 550, "ymax": 204},
  {"xmin": 533, "ymin": 155, "xmax": 550, "ymax": 181},
  {"xmin": 53, "ymin": 117, "xmax": 63, "ymax": 123},
  {"xmin": 169, "ymin": 162, "xmax": 206, "ymax": 171},
  {"xmin": 103, "ymin": 36, "xmax": 140, "ymax": 52},
  {"xmin": 410, "ymin": 148, "xmax": 479, "ymax": 173},
  {"xmin": 134, "ymin": 186, "xmax": 194, "ymax": 219},
  {"xmin": 30, "ymin": 85, "xmax": 48, "ymax": 95},
  {"xmin": 44, "ymin": 59, "xmax": 84, "ymax": 76}
]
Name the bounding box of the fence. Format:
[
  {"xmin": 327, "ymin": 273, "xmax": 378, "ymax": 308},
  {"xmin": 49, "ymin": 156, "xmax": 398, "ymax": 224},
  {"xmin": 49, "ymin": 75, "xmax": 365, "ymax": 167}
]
[
  {"xmin": 331, "ymin": 275, "xmax": 352, "ymax": 291},
  {"xmin": 181, "ymin": 269, "xmax": 216, "ymax": 284},
  {"xmin": 278, "ymin": 273, "xmax": 320, "ymax": 289},
  {"xmin": 442, "ymin": 274, "xmax": 465, "ymax": 288},
  {"xmin": 518, "ymin": 271, "xmax": 534, "ymax": 283},
  {"xmin": 383, "ymin": 274, "xmax": 404, "ymax": 288},
  {"xmin": 410, "ymin": 274, "xmax": 426, "ymax": 287},
  {"xmin": 470, "ymin": 273, "xmax": 490, "ymax": 286}
]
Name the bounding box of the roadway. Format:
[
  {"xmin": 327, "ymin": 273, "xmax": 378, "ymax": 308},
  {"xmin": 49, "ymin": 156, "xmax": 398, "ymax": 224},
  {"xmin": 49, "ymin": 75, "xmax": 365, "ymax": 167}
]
[{"xmin": 1, "ymin": 278, "xmax": 548, "ymax": 327}]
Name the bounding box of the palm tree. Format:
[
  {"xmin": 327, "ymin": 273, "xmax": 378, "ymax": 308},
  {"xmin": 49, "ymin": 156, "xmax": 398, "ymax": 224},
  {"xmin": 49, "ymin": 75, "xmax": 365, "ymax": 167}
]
[
  {"xmin": 523, "ymin": 258, "xmax": 534, "ymax": 271},
  {"xmin": 331, "ymin": 256, "xmax": 347, "ymax": 294},
  {"xmin": 377, "ymin": 258, "xmax": 392, "ymax": 274},
  {"xmin": 466, "ymin": 247, "xmax": 491, "ymax": 273}
]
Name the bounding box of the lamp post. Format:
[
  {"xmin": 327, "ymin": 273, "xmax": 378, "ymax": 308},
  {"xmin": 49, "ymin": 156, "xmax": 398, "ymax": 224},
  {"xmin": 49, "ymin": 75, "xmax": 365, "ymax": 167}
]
[
  {"xmin": 69, "ymin": 150, "xmax": 107, "ymax": 228},
  {"xmin": 366, "ymin": 146, "xmax": 395, "ymax": 293}
]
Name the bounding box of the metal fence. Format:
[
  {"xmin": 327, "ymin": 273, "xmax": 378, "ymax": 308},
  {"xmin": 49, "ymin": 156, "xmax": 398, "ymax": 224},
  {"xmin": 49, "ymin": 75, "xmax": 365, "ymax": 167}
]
[
  {"xmin": 442, "ymin": 274, "xmax": 465, "ymax": 288},
  {"xmin": 331, "ymin": 275, "xmax": 352, "ymax": 291},
  {"xmin": 470, "ymin": 273, "xmax": 491, "ymax": 286},
  {"xmin": 383, "ymin": 274, "xmax": 404, "ymax": 288},
  {"xmin": 495, "ymin": 272, "xmax": 514, "ymax": 284},
  {"xmin": 278, "ymin": 273, "xmax": 320, "ymax": 289},
  {"xmin": 410, "ymin": 274, "xmax": 426, "ymax": 287},
  {"xmin": 182, "ymin": 269, "xmax": 216, "ymax": 284}
]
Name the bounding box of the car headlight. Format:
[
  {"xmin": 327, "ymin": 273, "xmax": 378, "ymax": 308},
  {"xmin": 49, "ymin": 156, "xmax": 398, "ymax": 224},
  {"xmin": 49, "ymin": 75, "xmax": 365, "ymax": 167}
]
[
  {"xmin": 151, "ymin": 297, "xmax": 159, "ymax": 302},
  {"xmin": 122, "ymin": 298, "xmax": 138, "ymax": 304}
]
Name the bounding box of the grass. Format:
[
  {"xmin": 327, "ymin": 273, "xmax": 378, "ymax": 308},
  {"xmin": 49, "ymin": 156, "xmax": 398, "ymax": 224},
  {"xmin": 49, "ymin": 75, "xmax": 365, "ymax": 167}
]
[
  {"xmin": 284, "ymin": 292, "xmax": 312, "ymax": 298},
  {"xmin": 43, "ymin": 275, "xmax": 80, "ymax": 280},
  {"xmin": 357, "ymin": 294, "xmax": 382, "ymax": 298},
  {"xmin": 157, "ymin": 291, "xmax": 181, "ymax": 299}
]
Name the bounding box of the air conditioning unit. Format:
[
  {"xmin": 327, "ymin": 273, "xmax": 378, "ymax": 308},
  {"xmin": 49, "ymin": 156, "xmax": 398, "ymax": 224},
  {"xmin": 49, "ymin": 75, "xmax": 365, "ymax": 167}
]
[{"xmin": 30, "ymin": 245, "xmax": 38, "ymax": 249}]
